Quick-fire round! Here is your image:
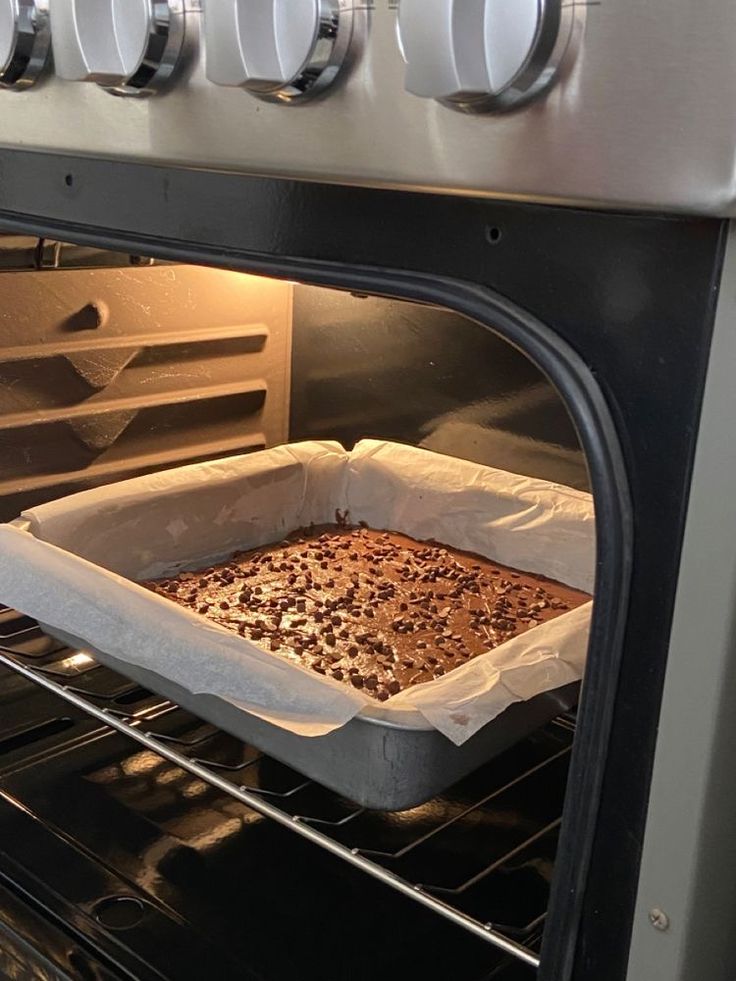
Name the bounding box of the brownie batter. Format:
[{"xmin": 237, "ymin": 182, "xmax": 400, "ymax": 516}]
[{"xmin": 142, "ymin": 525, "xmax": 590, "ymax": 702}]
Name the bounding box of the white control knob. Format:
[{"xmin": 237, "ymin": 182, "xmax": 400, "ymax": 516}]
[
  {"xmin": 398, "ymin": 0, "xmax": 582, "ymax": 113},
  {"xmin": 204, "ymin": 0, "xmax": 354, "ymax": 103},
  {"xmin": 0, "ymin": 0, "xmax": 50, "ymax": 89},
  {"xmin": 50, "ymin": 0, "xmax": 185, "ymax": 96}
]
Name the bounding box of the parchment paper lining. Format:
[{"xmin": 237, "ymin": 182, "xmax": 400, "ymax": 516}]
[{"xmin": 0, "ymin": 440, "xmax": 594, "ymax": 745}]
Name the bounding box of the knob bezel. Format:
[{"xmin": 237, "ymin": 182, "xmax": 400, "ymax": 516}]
[
  {"xmin": 0, "ymin": 0, "xmax": 50, "ymax": 90},
  {"xmin": 240, "ymin": 0, "xmax": 354, "ymax": 105},
  {"xmin": 399, "ymin": 0, "xmax": 585, "ymax": 115},
  {"xmin": 102, "ymin": 0, "xmax": 185, "ymax": 98}
]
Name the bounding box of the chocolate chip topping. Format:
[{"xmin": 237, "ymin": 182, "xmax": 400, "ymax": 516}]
[{"xmin": 143, "ymin": 525, "xmax": 589, "ymax": 702}]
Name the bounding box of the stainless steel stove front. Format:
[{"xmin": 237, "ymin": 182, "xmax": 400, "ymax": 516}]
[{"xmin": 0, "ymin": 1, "xmax": 735, "ymax": 215}]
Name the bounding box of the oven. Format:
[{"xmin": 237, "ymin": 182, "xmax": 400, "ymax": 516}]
[{"xmin": 0, "ymin": 3, "xmax": 733, "ymax": 981}]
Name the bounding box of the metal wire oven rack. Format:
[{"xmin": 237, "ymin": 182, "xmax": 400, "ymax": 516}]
[{"xmin": 0, "ymin": 606, "xmax": 577, "ymax": 973}]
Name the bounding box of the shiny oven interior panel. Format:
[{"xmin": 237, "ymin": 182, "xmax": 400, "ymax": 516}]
[
  {"xmin": 289, "ymin": 285, "xmax": 589, "ymax": 490},
  {"xmin": 0, "ymin": 262, "xmax": 292, "ymax": 520},
  {"xmin": 0, "ymin": 1, "xmax": 735, "ymax": 214},
  {"xmin": 0, "ymin": 256, "xmax": 585, "ymax": 521}
]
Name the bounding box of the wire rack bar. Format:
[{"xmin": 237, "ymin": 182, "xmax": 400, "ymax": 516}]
[{"xmin": 0, "ymin": 646, "xmax": 540, "ymax": 969}]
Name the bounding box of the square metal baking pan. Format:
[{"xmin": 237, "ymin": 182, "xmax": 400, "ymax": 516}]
[{"xmin": 42, "ymin": 623, "xmax": 578, "ymax": 810}]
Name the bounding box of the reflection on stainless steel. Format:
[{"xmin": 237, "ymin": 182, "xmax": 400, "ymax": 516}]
[
  {"xmin": 32, "ymin": 650, "xmax": 96, "ymax": 676},
  {"xmin": 291, "ymin": 287, "xmax": 588, "ymax": 489},
  {"xmin": 422, "ymin": 423, "xmax": 588, "ymax": 491}
]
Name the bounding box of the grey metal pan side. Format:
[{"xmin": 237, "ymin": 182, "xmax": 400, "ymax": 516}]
[{"xmin": 42, "ymin": 624, "xmax": 579, "ymax": 811}]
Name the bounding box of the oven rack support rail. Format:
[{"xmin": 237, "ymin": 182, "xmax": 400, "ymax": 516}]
[{"xmin": 0, "ymin": 642, "xmax": 543, "ymax": 970}]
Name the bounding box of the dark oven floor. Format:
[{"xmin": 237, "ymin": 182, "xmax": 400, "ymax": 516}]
[{"xmin": 0, "ymin": 607, "xmax": 572, "ymax": 981}]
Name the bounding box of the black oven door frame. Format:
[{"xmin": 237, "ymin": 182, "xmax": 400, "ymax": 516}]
[{"xmin": 0, "ymin": 150, "xmax": 725, "ymax": 981}]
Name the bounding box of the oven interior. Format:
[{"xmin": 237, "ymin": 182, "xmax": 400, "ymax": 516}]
[{"xmin": 0, "ymin": 247, "xmax": 593, "ymax": 981}]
